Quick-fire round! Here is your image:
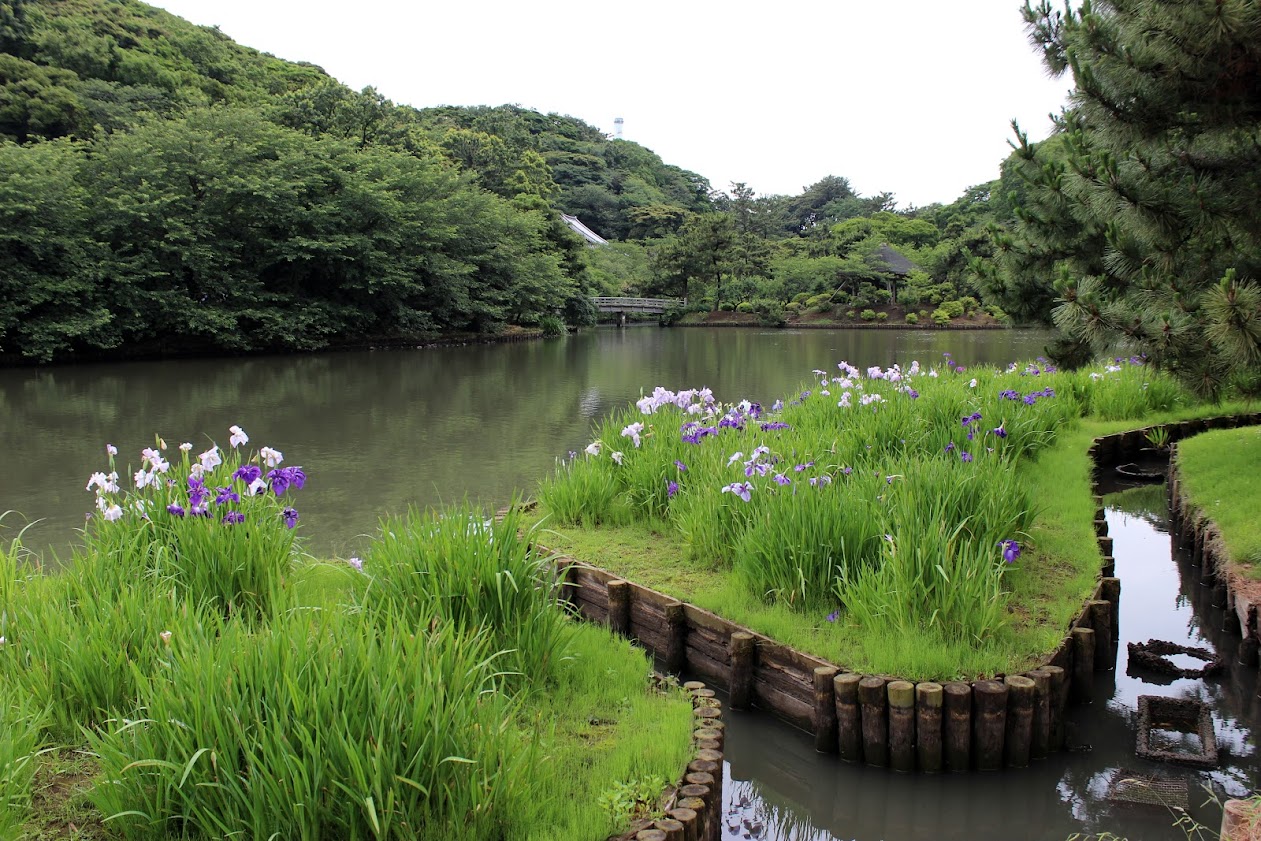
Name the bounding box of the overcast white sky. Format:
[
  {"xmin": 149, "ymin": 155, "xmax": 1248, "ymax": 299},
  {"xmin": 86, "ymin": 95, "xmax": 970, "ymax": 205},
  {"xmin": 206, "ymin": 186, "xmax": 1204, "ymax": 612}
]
[{"xmin": 154, "ymin": 0, "xmax": 1071, "ymax": 208}]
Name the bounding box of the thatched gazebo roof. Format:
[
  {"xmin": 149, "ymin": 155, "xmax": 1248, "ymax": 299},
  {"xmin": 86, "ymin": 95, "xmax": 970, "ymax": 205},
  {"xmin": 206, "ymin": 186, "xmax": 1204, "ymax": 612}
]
[{"xmin": 870, "ymin": 244, "xmax": 915, "ymax": 277}]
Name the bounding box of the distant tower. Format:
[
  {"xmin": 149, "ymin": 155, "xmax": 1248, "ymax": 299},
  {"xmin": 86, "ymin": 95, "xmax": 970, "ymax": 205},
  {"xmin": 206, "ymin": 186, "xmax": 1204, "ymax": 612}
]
[{"xmin": 614, "ymin": 117, "xmax": 624, "ymax": 140}]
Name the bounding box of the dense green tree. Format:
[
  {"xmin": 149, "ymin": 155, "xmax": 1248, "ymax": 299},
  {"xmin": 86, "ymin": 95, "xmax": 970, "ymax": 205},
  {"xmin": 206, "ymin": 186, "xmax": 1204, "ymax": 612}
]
[
  {"xmin": 991, "ymin": 0, "xmax": 1261, "ymax": 393},
  {"xmin": 0, "ymin": 139, "xmax": 109, "ymax": 361}
]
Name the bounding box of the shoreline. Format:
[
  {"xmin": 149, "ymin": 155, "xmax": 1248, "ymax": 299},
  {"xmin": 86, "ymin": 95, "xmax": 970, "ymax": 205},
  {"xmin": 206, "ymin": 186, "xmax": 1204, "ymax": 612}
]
[{"xmin": 0, "ymin": 327, "xmax": 547, "ymax": 370}]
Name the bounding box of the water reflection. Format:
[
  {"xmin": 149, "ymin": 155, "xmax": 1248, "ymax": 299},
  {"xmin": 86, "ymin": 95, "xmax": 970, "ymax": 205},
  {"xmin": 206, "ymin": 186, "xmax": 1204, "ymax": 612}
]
[{"xmin": 719, "ymin": 480, "xmax": 1258, "ymax": 840}]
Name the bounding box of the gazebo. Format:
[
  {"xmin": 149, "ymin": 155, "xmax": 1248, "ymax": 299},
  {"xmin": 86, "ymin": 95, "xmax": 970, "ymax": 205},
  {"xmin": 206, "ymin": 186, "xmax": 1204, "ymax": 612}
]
[{"xmin": 869, "ymin": 243, "xmax": 915, "ymax": 304}]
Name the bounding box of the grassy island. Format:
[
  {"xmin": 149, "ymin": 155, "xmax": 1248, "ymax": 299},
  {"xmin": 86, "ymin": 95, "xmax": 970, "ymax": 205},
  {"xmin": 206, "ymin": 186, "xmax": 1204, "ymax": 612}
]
[
  {"xmin": 533, "ymin": 354, "xmax": 1251, "ymax": 681},
  {"xmin": 0, "ymin": 438, "xmax": 690, "ymax": 839},
  {"xmin": 1177, "ymin": 426, "xmax": 1261, "ymax": 575}
]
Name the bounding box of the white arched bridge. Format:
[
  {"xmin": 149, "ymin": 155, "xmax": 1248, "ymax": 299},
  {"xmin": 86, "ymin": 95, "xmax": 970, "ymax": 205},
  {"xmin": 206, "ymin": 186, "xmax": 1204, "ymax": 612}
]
[{"xmin": 590, "ymin": 297, "xmax": 683, "ymax": 315}]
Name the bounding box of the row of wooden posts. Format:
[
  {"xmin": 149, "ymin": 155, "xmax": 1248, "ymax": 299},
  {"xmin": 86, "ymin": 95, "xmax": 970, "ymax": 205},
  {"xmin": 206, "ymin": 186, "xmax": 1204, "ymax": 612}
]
[
  {"xmin": 627, "ymin": 683, "xmax": 725, "ymax": 841},
  {"xmin": 559, "ymin": 412, "xmax": 1259, "ymax": 777}
]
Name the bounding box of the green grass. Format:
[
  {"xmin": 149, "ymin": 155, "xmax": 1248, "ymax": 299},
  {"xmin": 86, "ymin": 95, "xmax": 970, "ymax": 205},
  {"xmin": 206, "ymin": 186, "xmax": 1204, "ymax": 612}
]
[
  {"xmin": 2, "ymin": 451, "xmax": 692, "ymax": 840},
  {"xmin": 530, "ymin": 356, "xmax": 1254, "ymax": 681},
  {"xmin": 1177, "ymin": 426, "xmax": 1261, "ymax": 575}
]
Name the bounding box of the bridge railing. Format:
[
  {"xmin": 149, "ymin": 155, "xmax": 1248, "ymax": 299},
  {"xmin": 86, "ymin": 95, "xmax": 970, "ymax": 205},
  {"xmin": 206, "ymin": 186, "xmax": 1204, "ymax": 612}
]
[{"xmin": 590, "ymin": 297, "xmax": 684, "ymax": 313}]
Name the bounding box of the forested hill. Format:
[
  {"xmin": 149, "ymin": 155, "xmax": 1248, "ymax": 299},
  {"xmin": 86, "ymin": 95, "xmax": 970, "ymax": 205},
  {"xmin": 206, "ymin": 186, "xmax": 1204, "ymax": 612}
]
[{"xmin": 0, "ymin": 0, "xmax": 712, "ymax": 362}]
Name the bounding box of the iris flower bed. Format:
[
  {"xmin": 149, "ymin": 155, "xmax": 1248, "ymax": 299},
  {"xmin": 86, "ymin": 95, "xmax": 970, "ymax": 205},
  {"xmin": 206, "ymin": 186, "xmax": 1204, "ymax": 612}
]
[
  {"xmin": 0, "ymin": 429, "xmax": 691, "ymax": 839},
  {"xmin": 537, "ymin": 355, "xmax": 1190, "ymax": 675}
]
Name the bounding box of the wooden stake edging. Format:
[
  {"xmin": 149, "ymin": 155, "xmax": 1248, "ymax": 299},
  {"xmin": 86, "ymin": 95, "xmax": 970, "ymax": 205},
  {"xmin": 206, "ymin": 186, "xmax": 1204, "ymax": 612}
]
[
  {"xmin": 834, "ymin": 673, "xmax": 863, "ymax": 762},
  {"xmin": 1003, "ymin": 675, "xmax": 1035, "ymax": 768},
  {"xmin": 1087, "ymin": 599, "xmax": 1114, "ymax": 670},
  {"xmin": 608, "ymin": 579, "xmax": 631, "ymax": 637},
  {"xmin": 1071, "ymin": 627, "xmax": 1095, "ymax": 702},
  {"xmin": 1042, "ymin": 665, "xmax": 1068, "ymax": 750},
  {"xmin": 915, "ymin": 682, "xmax": 944, "ymax": 773},
  {"xmin": 943, "ymin": 681, "xmax": 972, "ymax": 772},
  {"xmin": 887, "ymin": 680, "xmax": 916, "ymax": 772},
  {"xmin": 859, "ymin": 676, "xmax": 889, "ymax": 768},
  {"xmin": 729, "ymin": 632, "xmax": 755, "ymax": 710},
  {"xmin": 973, "ymin": 680, "xmax": 1008, "ymax": 771},
  {"xmin": 664, "ymin": 601, "xmax": 687, "ymax": 674},
  {"xmin": 813, "ymin": 666, "xmax": 839, "ymax": 753},
  {"xmin": 1026, "ymin": 669, "xmax": 1051, "ymax": 760}
]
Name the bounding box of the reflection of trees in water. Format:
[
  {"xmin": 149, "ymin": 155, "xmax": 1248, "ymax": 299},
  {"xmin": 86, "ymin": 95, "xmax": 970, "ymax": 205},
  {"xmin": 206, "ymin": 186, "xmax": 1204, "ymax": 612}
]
[
  {"xmin": 723, "ymin": 779, "xmax": 832, "ymax": 841},
  {"xmin": 1106, "ymin": 484, "xmax": 1169, "ymax": 530}
]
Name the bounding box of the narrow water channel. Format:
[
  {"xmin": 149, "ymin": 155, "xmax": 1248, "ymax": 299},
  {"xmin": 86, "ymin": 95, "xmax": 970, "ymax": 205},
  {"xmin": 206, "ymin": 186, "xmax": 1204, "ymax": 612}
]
[{"xmin": 719, "ymin": 478, "xmax": 1260, "ymax": 840}]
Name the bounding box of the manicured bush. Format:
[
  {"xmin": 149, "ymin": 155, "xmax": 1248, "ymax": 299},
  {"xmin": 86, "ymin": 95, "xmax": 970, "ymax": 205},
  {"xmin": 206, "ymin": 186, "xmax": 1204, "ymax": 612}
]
[
  {"xmin": 735, "ymin": 301, "xmax": 754, "ymax": 314},
  {"xmin": 876, "ymin": 312, "xmax": 888, "ymax": 322},
  {"xmin": 932, "ymin": 308, "xmax": 952, "ymax": 325},
  {"xmin": 940, "ymin": 299, "xmax": 966, "ymax": 319},
  {"xmin": 860, "ymin": 309, "xmax": 877, "ymax": 321},
  {"xmin": 905, "ymin": 312, "xmax": 919, "ymax": 325},
  {"xmin": 846, "ymin": 310, "xmax": 857, "ymax": 319}
]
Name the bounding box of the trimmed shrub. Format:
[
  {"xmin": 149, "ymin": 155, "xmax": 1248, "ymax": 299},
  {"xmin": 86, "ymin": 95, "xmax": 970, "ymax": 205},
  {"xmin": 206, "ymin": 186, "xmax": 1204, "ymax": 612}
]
[
  {"xmin": 905, "ymin": 312, "xmax": 919, "ymax": 325},
  {"xmin": 876, "ymin": 312, "xmax": 888, "ymax": 322},
  {"xmin": 735, "ymin": 302, "xmax": 754, "ymax": 314},
  {"xmin": 940, "ymin": 299, "xmax": 965, "ymax": 319},
  {"xmin": 860, "ymin": 309, "xmax": 876, "ymax": 321},
  {"xmin": 931, "ymin": 308, "xmax": 951, "ymax": 325}
]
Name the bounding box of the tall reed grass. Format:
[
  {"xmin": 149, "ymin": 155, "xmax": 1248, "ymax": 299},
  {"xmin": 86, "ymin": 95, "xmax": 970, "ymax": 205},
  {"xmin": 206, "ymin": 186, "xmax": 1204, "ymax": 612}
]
[{"xmin": 538, "ymin": 355, "xmax": 1188, "ymax": 641}]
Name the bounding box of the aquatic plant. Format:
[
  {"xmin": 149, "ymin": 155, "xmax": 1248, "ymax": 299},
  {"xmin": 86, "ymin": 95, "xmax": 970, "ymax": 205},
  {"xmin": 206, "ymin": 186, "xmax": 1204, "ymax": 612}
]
[
  {"xmin": 82, "ymin": 427, "xmax": 304, "ymax": 621},
  {"xmin": 540, "ymin": 354, "xmax": 1189, "ymax": 642}
]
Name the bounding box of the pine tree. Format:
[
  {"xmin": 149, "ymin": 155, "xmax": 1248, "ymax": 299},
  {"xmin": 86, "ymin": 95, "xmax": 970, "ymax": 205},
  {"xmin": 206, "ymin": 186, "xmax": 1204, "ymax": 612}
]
[{"xmin": 986, "ymin": 0, "xmax": 1261, "ymax": 395}]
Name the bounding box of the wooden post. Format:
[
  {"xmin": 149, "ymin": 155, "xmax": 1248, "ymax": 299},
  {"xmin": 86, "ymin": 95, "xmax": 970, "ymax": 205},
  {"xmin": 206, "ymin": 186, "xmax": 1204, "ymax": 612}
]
[
  {"xmin": 943, "ymin": 681, "xmax": 972, "ymax": 772},
  {"xmin": 1088, "ymin": 599, "xmax": 1114, "ymax": 670},
  {"xmin": 858, "ymin": 676, "xmax": 889, "ymax": 768},
  {"xmin": 655, "ymin": 818, "xmax": 685, "ymax": 841},
  {"xmin": 813, "ymin": 666, "xmax": 839, "ymax": 753},
  {"xmin": 1221, "ymin": 799, "xmax": 1261, "ymax": 841},
  {"xmin": 637, "ymin": 831, "xmax": 667, "ymax": 841},
  {"xmin": 607, "ymin": 579, "xmax": 631, "ymax": 637},
  {"xmin": 1026, "ymin": 669, "xmax": 1051, "ymax": 760},
  {"xmin": 1214, "ymin": 580, "xmax": 1229, "ymax": 608},
  {"xmin": 1094, "ymin": 517, "xmax": 1108, "ymax": 537},
  {"xmin": 664, "ymin": 601, "xmax": 687, "ymax": 674},
  {"xmin": 916, "ymin": 682, "xmax": 944, "ymax": 773},
  {"xmin": 666, "ymin": 808, "xmax": 698, "ymax": 841},
  {"xmin": 834, "ymin": 673, "xmax": 863, "ymax": 762},
  {"xmin": 887, "ymin": 680, "xmax": 916, "ymax": 773},
  {"xmin": 1100, "ymin": 577, "xmax": 1121, "ymax": 636},
  {"xmin": 1097, "ymin": 535, "xmax": 1113, "ymax": 559},
  {"xmin": 728, "ymin": 632, "xmax": 755, "ymax": 710},
  {"xmin": 1239, "ymin": 636, "xmax": 1260, "ymax": 668},
  {"xmin": 1004, "ymin": 675, "xmax": 1035, "ymax": 768},
  {"xmin": 972, "ymin": 680, "xmax": 1008, "ymax": 771},
  {"xmin": 1071, "ymin": 627, "xmax": 1095, "ymax": 702},
  {"xmin": 1101, "ymin": 556, "xmax": 1116, "ymax": 578},
  {"xmin": 1042, "ymin": 665, "xmax": 1068, "ymax": 750}
]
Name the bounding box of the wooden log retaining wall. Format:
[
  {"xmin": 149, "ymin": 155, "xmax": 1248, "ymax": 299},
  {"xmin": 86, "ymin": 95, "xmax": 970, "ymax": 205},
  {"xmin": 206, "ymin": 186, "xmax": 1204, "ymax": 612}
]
[
  {"xmin": 618, "ymin": 682, "xmax": 726, "ymax": 841},
  {"xmin": 555, "ymin": 411, "xmax": 1260, "ymax": 775}
]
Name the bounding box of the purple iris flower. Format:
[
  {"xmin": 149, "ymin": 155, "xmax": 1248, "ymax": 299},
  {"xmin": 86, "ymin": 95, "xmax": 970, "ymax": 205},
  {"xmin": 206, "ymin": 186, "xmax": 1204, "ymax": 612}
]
[
  {"xmin": 999, "ymin": 390, "xmax": 1021, "ymax": 401},
  {"xmin": 167, "ymin": 503, "xmax": 185, "ymax": 517},
  {"xmin": 774, "ymin": 473, "xmax": 791, "ymax": 486},
  {"xmin": 944, "ymin": 442, "xmax": 955, "ymax": 453},
  {"xmin": 999, "ymin": 539, "xmax": 1021, "ymax": 563},
  {"xmin": 760, "ymin": 422, "xmax": 791, "ymax": 431},
  {"xmin": 960, "ymin": 451, "xmax": 973, "ymax": 462},
  {"xmin": 841, "ymin": 466, "xmax": 853, "ymax": 475},
  {"xmin": 667, "ymin": 480, "xmax": 678, "ymax": 498},
  {"xmin": 233, "ymin": 465, "xmax": 262, "ymax": 485},
  {"xmin": 793, "ymin": 461, "xmax": 815, "ymax": 472},
  {"xmin": 214, "ymin": 487, "xmax": 240, "ymax": 505},
  {"xmin": 674, "ymin": 460, "xmax": 687, "ymax": 472},
  {"xmin": 282, "ymin": 507, "xmax": 299, "ymax": 529},
  {"xmin": 222, "ymin": 511, "xmax": 245, "ymax": 525},
  {"xmin": 907, "ymin": 388, "xmax": 919, "ymax": 399},
  {"xmin": 267, "ymin": 466, "xmax": 306, "ymax": 496},
  {"xmin": 993, "ymin": 425, "xmax": 1008, "ymax": 439},
  {"xmin": 826, "ymin": 610, "xmax": 840, "ymax": 623}
]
